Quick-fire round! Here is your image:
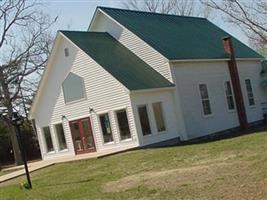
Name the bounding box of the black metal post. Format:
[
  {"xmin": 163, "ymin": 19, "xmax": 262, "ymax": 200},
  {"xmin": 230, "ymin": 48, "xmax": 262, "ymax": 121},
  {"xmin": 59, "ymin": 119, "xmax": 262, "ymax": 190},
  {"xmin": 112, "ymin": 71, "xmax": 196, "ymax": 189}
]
[{"xmin": 15, "ymin": 123, "xmax": 32, "ymax": 189}]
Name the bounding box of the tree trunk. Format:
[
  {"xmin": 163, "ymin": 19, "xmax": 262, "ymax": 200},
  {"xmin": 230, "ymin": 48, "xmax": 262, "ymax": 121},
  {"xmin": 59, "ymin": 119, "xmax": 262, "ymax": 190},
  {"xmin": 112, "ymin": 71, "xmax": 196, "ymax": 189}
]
[
  {"xmin": 8, "ymin": 123, "xmax": 23, "ymax": 165},
  {"xmin": 0, "ymin": 68, "xmax": 23, "ymax": 165}
]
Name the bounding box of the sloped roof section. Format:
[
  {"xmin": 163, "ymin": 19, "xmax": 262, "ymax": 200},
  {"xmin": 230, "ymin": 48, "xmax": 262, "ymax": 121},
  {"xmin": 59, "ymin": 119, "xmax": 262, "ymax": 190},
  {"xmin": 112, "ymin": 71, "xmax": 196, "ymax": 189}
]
[
  {"xmin": 98, "ymin": 7, "xmax": 263, "ymax": 60},
  {"xmin": 61, "ymin": 31, "xmax": 174, "ymax": 90}
]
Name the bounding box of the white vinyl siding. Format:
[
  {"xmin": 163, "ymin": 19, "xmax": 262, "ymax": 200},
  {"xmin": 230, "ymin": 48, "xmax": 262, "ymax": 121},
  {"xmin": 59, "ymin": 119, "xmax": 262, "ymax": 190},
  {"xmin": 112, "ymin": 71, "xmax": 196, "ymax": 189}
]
[
  {"xmin": 172, "ymin": 60, "xmax": 264, "ymax": 139},
  {"xmin": 89, "ymin": 11, "xmax": 173, "ymax": 82},
  {"xmin": 34, "ymin": 36, "xmax": 139, "ymax": 159},
  {"xmin": 172, "ymin": 61, "xmax": 240, "ymax": 139},
  {"xmin": 130, "ymin": 90, "xmax": 181, "ymax": 146},
  {"xmin": 237, "ymin": 60, "xmax": 263, "ymax": 123}
]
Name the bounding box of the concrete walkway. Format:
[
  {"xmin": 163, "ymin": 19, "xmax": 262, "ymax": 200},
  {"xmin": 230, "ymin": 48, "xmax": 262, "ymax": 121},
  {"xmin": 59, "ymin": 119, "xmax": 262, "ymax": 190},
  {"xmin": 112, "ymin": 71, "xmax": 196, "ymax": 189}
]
[{"xmin": 0, "ymin": 146, "xmax": 136, "ymax": 183}]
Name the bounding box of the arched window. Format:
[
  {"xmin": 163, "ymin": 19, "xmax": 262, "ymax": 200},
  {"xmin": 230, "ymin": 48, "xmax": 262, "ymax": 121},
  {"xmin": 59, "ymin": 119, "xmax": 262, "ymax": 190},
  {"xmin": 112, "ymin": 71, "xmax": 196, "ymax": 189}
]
[{"xmin": 62, "ymin": 72, "xmax": 85, "ymax": 103}]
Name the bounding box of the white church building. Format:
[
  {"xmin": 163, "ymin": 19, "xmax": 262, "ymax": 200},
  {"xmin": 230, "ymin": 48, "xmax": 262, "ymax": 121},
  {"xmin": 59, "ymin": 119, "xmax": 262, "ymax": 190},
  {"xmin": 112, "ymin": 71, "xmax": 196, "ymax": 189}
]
[{"xmin": 29, "ymin": 7, "xmax": 267, "ymax": 160}]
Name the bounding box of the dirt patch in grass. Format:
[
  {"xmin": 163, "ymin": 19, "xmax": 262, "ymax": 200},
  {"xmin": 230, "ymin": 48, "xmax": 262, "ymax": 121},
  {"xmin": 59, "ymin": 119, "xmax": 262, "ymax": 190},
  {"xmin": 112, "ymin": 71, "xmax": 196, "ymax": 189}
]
[
  {"xmin": 103, "ymin": 159, "xmax": 267, "ymax": 199},
  {"xmin": 103, "ymin": 162, "xmax": 229, "ymax": 192}
]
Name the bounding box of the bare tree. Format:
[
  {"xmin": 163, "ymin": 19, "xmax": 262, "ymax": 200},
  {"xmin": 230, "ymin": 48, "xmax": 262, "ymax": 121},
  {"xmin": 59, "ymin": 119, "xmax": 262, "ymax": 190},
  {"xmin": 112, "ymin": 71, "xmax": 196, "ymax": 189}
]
[
  {"xmin": 123, "ymin": 0, "xmax": 213, "ymax": 18},
  {"xmin": 0, "ymin": 0, "xmax": 55, "ymax": 165},
  {"xmin": 202, "ymin": 0, "xmax": 267, "ymax": 54}
]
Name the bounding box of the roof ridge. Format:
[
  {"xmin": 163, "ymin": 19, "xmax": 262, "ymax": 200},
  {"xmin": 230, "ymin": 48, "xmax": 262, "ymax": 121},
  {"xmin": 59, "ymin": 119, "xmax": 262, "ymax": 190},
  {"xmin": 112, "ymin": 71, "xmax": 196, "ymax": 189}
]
[
  {"xmin": 97, "ymin": 6, "xmax": 207, "ymax": 20},
  {"xmin": 59, "ymin": 30, "xmax": 108, "ymax": 34}
]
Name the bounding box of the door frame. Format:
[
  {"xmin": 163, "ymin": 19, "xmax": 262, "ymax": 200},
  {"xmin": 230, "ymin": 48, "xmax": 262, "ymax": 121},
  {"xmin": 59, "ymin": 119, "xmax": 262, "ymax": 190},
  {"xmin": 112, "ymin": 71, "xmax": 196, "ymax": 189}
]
[{"xmin": 69, "ymin": 117, "xmax": 96, "ymax": 154}]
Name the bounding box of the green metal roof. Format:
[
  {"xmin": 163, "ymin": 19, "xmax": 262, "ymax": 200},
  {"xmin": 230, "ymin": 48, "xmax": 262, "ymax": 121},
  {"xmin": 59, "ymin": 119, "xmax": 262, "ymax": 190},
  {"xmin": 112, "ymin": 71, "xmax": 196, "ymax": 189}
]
[
  {"xmin": 98, "ymin": 7, "xmax": 263, "ymax": 60},
  {"xmin": 60, "ymin": 31, "xmax": 174, "ymax": 90}
]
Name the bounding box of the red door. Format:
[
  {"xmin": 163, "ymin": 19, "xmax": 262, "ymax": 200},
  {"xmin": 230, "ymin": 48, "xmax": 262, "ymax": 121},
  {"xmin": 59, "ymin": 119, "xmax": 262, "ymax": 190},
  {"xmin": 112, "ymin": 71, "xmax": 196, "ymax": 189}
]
[{"xmin": 69, "ymin": 117, "xmax": 96, "ymax": 154}]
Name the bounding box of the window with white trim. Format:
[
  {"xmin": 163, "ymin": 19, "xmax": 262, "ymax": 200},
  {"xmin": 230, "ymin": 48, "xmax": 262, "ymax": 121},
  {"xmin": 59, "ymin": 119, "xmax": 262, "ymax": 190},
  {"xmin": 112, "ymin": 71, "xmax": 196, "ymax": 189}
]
[
  {"xmin": 199, "ymin": 84, "xmax": 212, "ymax": 116},
  {"xmin": 224, "ymin": 81, "xmax": 235, "ymax": 110},
  {"xmin": 116, "ymin": 109, "xmax": 131, "ymax": 140},
  {"xmin": 42, "ymin": 126, "xmax": 54, "ymax": 153},
  {"xmin": 152, "ymin": 102, "xmax": 166, "ymax": 132},
  {"xmin": 99, "ymin": 113, "xmax": 114, "ymax": 143},
  {"xmin": 64, "ymin": 48, "xmax": 69, "ymax": 57},
  {"xmin": 245, "ymin": 79, "xmax": 255, "ymax": 106},
  {"xmin": 54, "ymin": 123, "xmax": 67, "ymax": 150},
  {"xmin": 138, "ymin": 105, "xmax": 152, "ymax": 136},
  {"xmin": 62, "ymin": 72, "xmax": 85, "ymax": 103}
]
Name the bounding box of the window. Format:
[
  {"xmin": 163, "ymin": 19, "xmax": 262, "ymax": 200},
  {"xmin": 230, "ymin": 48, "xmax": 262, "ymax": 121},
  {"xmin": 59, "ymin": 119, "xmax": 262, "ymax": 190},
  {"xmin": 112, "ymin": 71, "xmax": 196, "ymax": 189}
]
[
  {"xmin": 42, "ymin": 126, "xmax": 54, "ymax": 153},
  {"xmin": 138, "ymin": 105, "xmax": 152, "ymax": 135},
  {"xmin": 64, "ymin": 48, "xmax": 69, "ymax": 57},
  {"xmin": 245, "ymin": 79, "xmax": 255, "ymax": 106},
  {"xmin": 99, "ymin": 113, "xmax": 114, "ymax": 143},
  {"xmin": 199, "ymin": 84, "xmax": 212, "ymax": 116},
  {"xmin": 116, "ymin": 109, "xmax": 131, "ymax": 140},
  {"xmin": 152, "ymin": 102, "xmax": 166, "ymax": 132},
  {"xmin": 224, "ymin": 81, "xmax": 235, "ymax": 110},
  {"xmin": 62, "ymin": 72, "xmax": 85, "ymax": 103},
  {"xmin": 55, "ymin": 123, "xmax": 67, "ymax": 150}
]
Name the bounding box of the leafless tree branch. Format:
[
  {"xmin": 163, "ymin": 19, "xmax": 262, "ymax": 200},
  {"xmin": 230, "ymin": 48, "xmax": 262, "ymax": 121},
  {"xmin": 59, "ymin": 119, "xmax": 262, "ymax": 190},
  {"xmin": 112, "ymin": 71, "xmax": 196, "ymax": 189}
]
[
  {"xmin": 123, "ymin": 0, "xmax": 213, "ymax": 18},
  {"xmin": 202, "ymin": 0, "xmax": 267, "ymax": 52},
  {"xmin": 0, "ymin": 0, "xmax": 56, "ymax": 165}
]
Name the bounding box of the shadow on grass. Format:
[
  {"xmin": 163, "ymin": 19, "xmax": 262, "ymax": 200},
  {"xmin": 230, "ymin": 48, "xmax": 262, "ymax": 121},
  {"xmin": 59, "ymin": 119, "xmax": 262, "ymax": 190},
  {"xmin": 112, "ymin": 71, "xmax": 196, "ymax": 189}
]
[
  {"xmin": 41, "ymin": 178, "xmax": 94, "ymax": 187},
  {"xmin": 182, "ymin": 121, "xmax": 267, "ymax": 145},
  {"xmin": 141, "ymin": 121, "xmax": 267, "ymax": 149}
]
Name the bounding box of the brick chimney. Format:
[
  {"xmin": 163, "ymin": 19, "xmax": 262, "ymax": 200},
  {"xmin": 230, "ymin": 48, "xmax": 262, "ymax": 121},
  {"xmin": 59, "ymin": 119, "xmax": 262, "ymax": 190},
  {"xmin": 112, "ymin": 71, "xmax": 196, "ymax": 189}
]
[{"xmin": 222, "ymin": 36, "xmax": 248, "ymax": 129}]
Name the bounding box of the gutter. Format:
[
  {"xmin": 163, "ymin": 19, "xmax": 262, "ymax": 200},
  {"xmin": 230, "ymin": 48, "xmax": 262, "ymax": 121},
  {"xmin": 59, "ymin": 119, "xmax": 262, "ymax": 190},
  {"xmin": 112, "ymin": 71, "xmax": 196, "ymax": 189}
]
[
  {"xmin": 169, "ymin": 58, "xmax": 263, "ymax": 63},
  {"xmin": 129, "ymin": 86, "xmax": 175, "ymax": 94}
]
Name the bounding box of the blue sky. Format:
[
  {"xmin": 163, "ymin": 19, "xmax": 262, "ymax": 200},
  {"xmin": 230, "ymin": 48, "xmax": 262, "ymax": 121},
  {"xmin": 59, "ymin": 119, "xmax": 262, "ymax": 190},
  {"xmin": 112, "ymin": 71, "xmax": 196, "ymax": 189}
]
[
  {"xmin": 41, "ymin": 0, "xmax": 249, "ymax": 46},
  {"xmin": 42, "ymin": 0, "xmax": 123, "ymax": 31}
]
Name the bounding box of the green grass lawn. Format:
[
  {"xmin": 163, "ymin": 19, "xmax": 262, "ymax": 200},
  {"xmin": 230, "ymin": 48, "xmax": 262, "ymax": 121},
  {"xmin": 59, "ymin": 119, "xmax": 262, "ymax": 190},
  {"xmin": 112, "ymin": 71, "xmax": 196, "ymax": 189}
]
[{"xmin": 1, "ymin": 130, "xmax": 267, "ymax": 200}]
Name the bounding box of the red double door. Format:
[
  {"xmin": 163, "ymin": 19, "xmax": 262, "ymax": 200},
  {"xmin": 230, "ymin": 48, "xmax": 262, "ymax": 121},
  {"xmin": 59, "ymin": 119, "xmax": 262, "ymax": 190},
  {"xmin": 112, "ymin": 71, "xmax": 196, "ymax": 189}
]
[{"xmin": 69, "ymin": 117, "xmax": 96, "ymax": 154}]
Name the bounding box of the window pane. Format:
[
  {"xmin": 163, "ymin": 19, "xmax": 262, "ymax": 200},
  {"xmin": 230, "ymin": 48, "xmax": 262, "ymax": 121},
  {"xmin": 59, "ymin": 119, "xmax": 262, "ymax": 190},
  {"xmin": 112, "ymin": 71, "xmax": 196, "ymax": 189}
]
[
  {"xmin": 138, "ymin": 105, "xmax": 151, "ymax": 135},
  {"xmin": 249, "ymin": 98, "xmax": 255, "ymax": 106},
  {"xmin": 199, "ymin": 84, "xmax": 209, "ymax": 99},
  {"xmin": 199, "ymin": 84, "xmax": 212, "ymax": 115},
  {"xmin": 81, "ymin": 119, "xmax": 95, "ymax": 149},
  {"xmin": 245, "ymin": 79, "xmax": 255, "ymax": 106},
  {"xmin": 224, "ymin": 81, "xmax": 232, "ymax": 96},
  {"xmin": 55, "ymin": 124, "xmax": 67, "ymax": 150},
  {"xmin": 248, "ymin": 93, "xmax": 254, "ymax": 98},
  {"xmin": 245, "ymin": 79, "xmax": 252, "ymax": 92},
  {"xmin": 62, "ymin": 72, "xmax": 85, "ymax": 103},
  {"xmin": 43, "ymin": 126, "xmax": 54, "ymax": 152},
  {"xmin": 202, "ymin": 100, "xmax": 212, "ymax": 115},
  {"xmin": 64, "ymin": 48, "xmax": 69, "ymax": 57},
  {"xmin": 116, "ymin": 110, "xmax": 131, "ymax": 140},
  {"xmin": 227, "ymin": 96, "xmax": 235, "ymax": 110},
  {"xmin": 224, "ymin": 81, "xmax": 235, "ymax": 110},
  {"xmin": 152, "ymin": 102, "xmax": 166, "ymax": 132},
  {"xmin": 70, "ymin": 122, "xmax": 83, "ymax": 151},
  {"xmin": 100, "ymin": 113, "xmax": 113, "ymax": 143}
]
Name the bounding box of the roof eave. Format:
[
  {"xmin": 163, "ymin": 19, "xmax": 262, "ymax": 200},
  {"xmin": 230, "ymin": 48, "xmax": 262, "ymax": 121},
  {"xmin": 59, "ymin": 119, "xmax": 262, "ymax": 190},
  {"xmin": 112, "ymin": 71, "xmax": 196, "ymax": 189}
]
[
  {"xmin": 169, "ymin": 57, "xmax": 264, "ymax": 63},
  {"xmin": 87, "ymin": 7, "xmax": 101, "ymax": 31},
  {"xmin": 29, "ymin": 32, "xmax": 63, "ymax": 119},
  {"xmin": 93, "ymin": 7, "xmax": 169, "ymax": 62},
  {"xmin": 129, "ymin": 85, "xmax": 175, "ymax": 94}
]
